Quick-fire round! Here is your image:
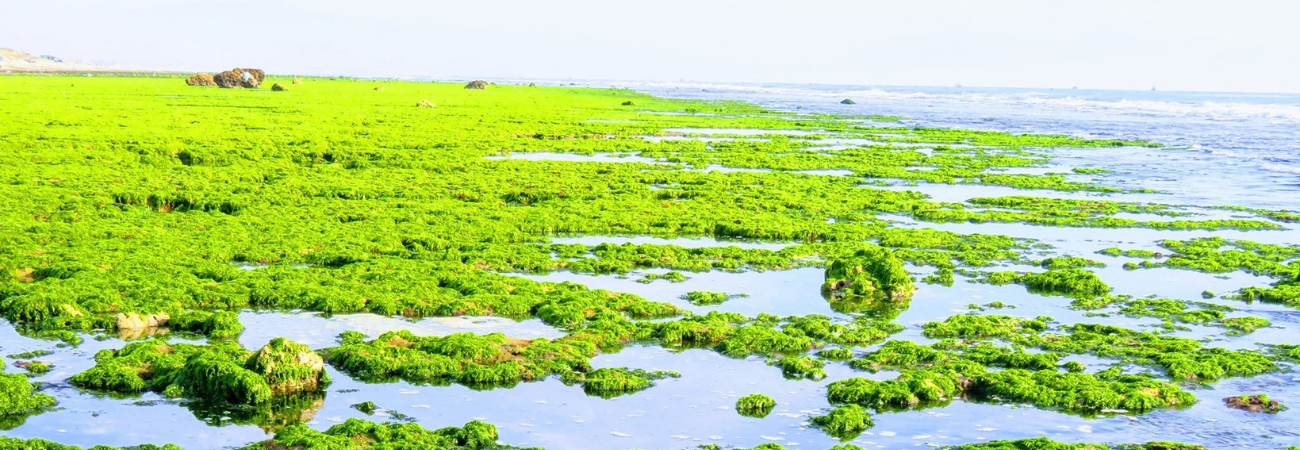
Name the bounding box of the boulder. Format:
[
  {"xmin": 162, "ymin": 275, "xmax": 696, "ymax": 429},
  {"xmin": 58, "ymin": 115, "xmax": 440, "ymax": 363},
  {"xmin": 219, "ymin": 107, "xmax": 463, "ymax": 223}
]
[
  {"xmin": 214, "ymin": 68, "xmax": 264, "ymax": 89},
  {"xmin": 271, "ymin": 83, "xmax": 287, "ymax": 91},
  {"xmin": 822, "ymin": 246, "xmax": 915, "ymax": 304},
  {"xmin": 116, "ymin": 312, "xmax": 170, "ymax": 330},
  {"xmin": 186, "ymin": 73, "xmax": 216, "ymax": 86},
  {"xmin": 464, "ymin": 80, "xmax": 488, "ymax": 89},
  {"xmin": 245, "ymin": 337, "xmax": 329, "ymax": 395}
]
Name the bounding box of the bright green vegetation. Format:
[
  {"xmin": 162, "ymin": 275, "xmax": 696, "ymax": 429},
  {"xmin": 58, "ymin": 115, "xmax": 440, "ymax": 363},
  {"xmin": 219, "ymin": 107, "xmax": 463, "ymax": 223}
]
[
  {"xmin": 833, "ymin": 340, "xmax": 1194, "ymax": 416},
  {"xmin": 0, "ymin": 371, "xmax": 56, "ymax": 422},
  {"xmin": 0, "ymin": 76, "xmax": 1262, "ymax": 449},
  {"xmin": 923, "ymin": 316, "xmax": 1275, "ymax": 380},
  {"xmin": 351, "ymin": 400, "xmax": 377, "ymax": 414},
  {"xmin": 69, "ymin": 338, "xmax": 328, "ymax": 405},
  {"xmin": 234, "ymin": 419, "xmax": 511, "ymax": 450},
  {"xmin": 6, "ymin": 349, "xmax": 52, "ymax": 359},
  {"xmin": 1074, "ymin": 297, "xmax": 1272, "ymax": 334},
  {"xmin": 560, "ymin": 367, "xmax": 680, "ymax": 398},
  {"xmin": 821, "ymin": 246, "xmax": 915, "ymax": 312},
  {"xmin": 684, "ymin": 290, "xmax": 743, "ymax": 305},
  {"xmin": 20, "ymin": 361, "xmax": 52, "ymax": 375},
  {"xmin": 810, "ymin": 404, "xmax": 873, "ymax": 440},
  {"xmin": 326, "ymin": 330, "xmax": 595, "ymax": 387},
  {"xmin": 912, "ymin": 197, "xmax": 1278, "ymax": 231},
  {"xmin": 1097, "ymin": 247, "xmax": 1160, "ymax": 258},
  {"xmin": 1109, "ymin": 238, "xmax": 1300, "ymax": 307},
  {"xmin": 735, "ymin": 393, "xmax": 776, "ymax": 418},
  {"xmin": 943, "ymin": 438, "xmax": 1206, "ymax": 450}
]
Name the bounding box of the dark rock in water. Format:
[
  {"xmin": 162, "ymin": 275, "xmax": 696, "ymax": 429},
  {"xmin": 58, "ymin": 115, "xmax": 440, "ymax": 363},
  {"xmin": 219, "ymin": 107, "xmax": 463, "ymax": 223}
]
[
  {"xmin": 214, "ymin": 68, "xmax": 264, "ymax": 88},
  {"xmin": 271, "ymin": 83, "xmax": 287, "ymax": 91},
  {"xmin": 185, "ymin": 73, "xmax": 216, "ymax": 86},
  {"xmin": 465, "ymin": 80, "xmax": 488, "ymax": 89},
  {"xmin": 1224, "ymin": 394, "xmax": 1285, "ymax": 413},
  {"xmin": 841, "ymin": 99, "xmax": 856, "ymax": 104}
]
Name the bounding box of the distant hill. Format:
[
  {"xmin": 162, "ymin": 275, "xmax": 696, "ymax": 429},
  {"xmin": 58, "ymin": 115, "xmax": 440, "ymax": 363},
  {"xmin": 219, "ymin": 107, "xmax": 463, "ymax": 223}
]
[{"xmin": 0, "ymin": 48, "xmax": 126, "ymax": 73}]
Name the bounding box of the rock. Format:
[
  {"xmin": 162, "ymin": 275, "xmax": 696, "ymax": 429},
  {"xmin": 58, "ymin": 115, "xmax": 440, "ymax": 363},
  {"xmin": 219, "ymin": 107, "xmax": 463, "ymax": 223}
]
[
  {"xmin": 271, "ymin": 83, "xmax": 287, "ymax": 91},
  {"xmin": 1224, "ymin": 394, "xmax": 1285, "ymax": 413},
  {"xmin": 245, "ymin": 338, "xmax": 329, "ymax": 395},
  {"xmin": 416, "ymin": 99, "xmax": 435, "ymax": 108},
  {"xmin": 292, "ymin": 77, "xmax": 303, "ymax": 85},
  {"xmin": 214, "ymin": 68, "xmax": 264, "ymax": 89},
  {"xmin": 464, "ymin": 80, "xmax": 488, "ymax": 89},
  {"xmin": 822, "ymin": 245, "xmax": 915, "ymax": 304},
  {"xmin": 841, "ymin": 99, "xmax": 856, "ymax": 104},
  {"xmin": 621, "ymin": 101, "xmax": 634, "ymax": 106},
  {"xmin": 116, "ymin": 312, "xmax": 170, "ymax": 330},
  {"xmin": 186, "ymin": 73, "xmax": 216, "ymax": 86}
]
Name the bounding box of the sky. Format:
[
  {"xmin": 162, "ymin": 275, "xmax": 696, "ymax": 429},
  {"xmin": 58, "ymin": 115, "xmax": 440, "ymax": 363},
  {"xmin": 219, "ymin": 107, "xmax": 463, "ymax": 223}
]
[{"xmin": 4, "ymin": 0, "xmax": 1300, "ymax": 93}]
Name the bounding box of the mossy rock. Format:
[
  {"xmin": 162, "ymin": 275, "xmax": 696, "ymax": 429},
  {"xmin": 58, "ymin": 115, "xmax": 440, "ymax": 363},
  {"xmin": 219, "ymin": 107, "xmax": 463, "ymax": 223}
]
[
  {"xmin": 271, "ymin": 83, "xmax": 288, "ymax": 92},
  {"xmin": 464, "ymin": 80, "xmax": 488, "ymax": 89},
  {"xmin": 245, "ymin": 338, "xmax": 329, "ymax": 395},
  {"xmin": 810, "ymin": 404, "xmax": 872, "ymax": 440},
  {"xmin": 185, "ymin": 73, "xmax": 216, "ymax": 87},
  {"xmin": 822, "ymin": 246, "xmax": 915, "ymax": 305},
  {"xmin": 735, "ymin": 393, "xmax": 776, "ymax": 418},
  {"xmin": 840, "ymin": 99, "xmax": 856, "ymax": 104}
]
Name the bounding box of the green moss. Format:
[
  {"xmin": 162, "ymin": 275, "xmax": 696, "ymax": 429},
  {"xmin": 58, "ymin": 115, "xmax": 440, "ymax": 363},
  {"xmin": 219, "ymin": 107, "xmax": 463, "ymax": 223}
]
[
  {"xmin": 1022, "ymin": 269, "xmax": 1111, "ymax": 297},
  {"xmin": 735, "ymin": 393, "xmax": 777, "ymax": 418},
  {"xmin": 351, "ymin": 401, "xmax": 377, "ymax": 415},
  {"xmin": 560, "ymin": 367, "xmax": 679, "ymax": 398},
  {"xmin": 0, "ymin": 438, "xmax": 182, "ymax": 450},
  {"xmin": 234, "ymin": 418, "xmax": 505, "ymax": 450},
  {"xmin": 944, "ymin": 438, "xmax": 1205, "ymax": 450},
  {"xmin": 684, "ymin": 291, "xmax": 737, "ymax": 305},
  {"xmin": 21, "ymin": 361, "xmax": 52, "ymax": 375},
  {"xmin": 69, "ymin": 338, "xmax": 326, "ymax": 406},
  {"xmin": 0, "ymin": 372, "xmax": 56, "ymax": 417},
  {"xmin": 810, "ymin": 404, "xmax": 873, "ymax": 440},
  {"xmin": 822, "ymin": 246, "xmax": 914, "ymax": 311},
  {"xmin": 768, "ymin": 355, "xmax": 826, "ymax": 380}
]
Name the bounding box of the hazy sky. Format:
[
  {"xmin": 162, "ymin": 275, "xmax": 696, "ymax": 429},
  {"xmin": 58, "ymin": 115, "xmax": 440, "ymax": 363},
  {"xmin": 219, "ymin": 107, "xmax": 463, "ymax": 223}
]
[{"xmin": 4, "ymin": 0, "xmax": 1299, "ymax": 92}]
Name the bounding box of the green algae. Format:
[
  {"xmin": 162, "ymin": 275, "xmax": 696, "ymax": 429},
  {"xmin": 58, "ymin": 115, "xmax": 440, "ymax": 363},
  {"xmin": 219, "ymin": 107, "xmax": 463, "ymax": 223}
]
[
  {"xmin": 0, "ymin": 371, "xmax": 56, "ymax": 420},
  {"xmin": 235, "ymin": 418, "xmax": 512, "ymax": 450},
  {"xmin": 69, "ymin": 338, "xmax": 327, "ymax": 406},
  {"xmin": 560, "ymin": 367, "xmax": 680, "ymax": 398},
  {"xmin": 943, "ymin": 438, "xmax": 1205, "ymax": 450},
  {"xmin": 735, "ymin": 393, "xmax": 776, "ymax": 418},
  {"xmin": 684, "ymin": 290, "xmax": 743, "ymax": 305},
  {"xmin": 810, "ymin": 404, "xmax": 873, "ymax": 440},
  {"xmin": 822, "ymin": 246, "xmax": 914, "ymax": 312},
  {"xmin": 768, "ymin": 355, "xmax": 826, "ymax": 380}
]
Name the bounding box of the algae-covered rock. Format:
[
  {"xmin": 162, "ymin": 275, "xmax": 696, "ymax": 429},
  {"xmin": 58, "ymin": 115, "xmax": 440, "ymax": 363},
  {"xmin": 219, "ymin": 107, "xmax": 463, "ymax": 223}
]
[
  {"xmin": 271, "ymin": 83, "xmax": 288, "ymax": 91},
  {"xmin": 840, "ymin": 99, "xmax": 856, "ymax": 104},
  {"xmin": 822, "ymin": 246, "xmax": 914, "ymax": 305},
  {"xmin": 735, "ymin": 393, "xmax": 776, "ymax": 418},
  {"xmin": 245, "ymin": 338, "xmax": 329, "ymax": 395},
  {"xmin": 810, "ymin": 404, "xmax": 872, "ymax": 440},
  {"xmin": 0, "ymin": 372, "xmax": 55, "ymax": 417},
  {"xmin": 1224, "ymin": 393, "xmax": 1285, "ymax": 413},
  {"xmin": 464, "ymin": 80, "xmax": 488, "ymax": 89}
]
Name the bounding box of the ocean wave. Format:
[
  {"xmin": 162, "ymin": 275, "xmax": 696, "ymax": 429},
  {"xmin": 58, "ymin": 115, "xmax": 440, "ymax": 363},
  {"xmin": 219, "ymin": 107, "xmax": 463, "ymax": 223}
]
[
  {"xmin": 617, "ymin": 81, "xmax": 1300, "ymax": 123},
  {"xmin": 1261, "ymin": 163, "xmax": 1300, "ymax": 174}
]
